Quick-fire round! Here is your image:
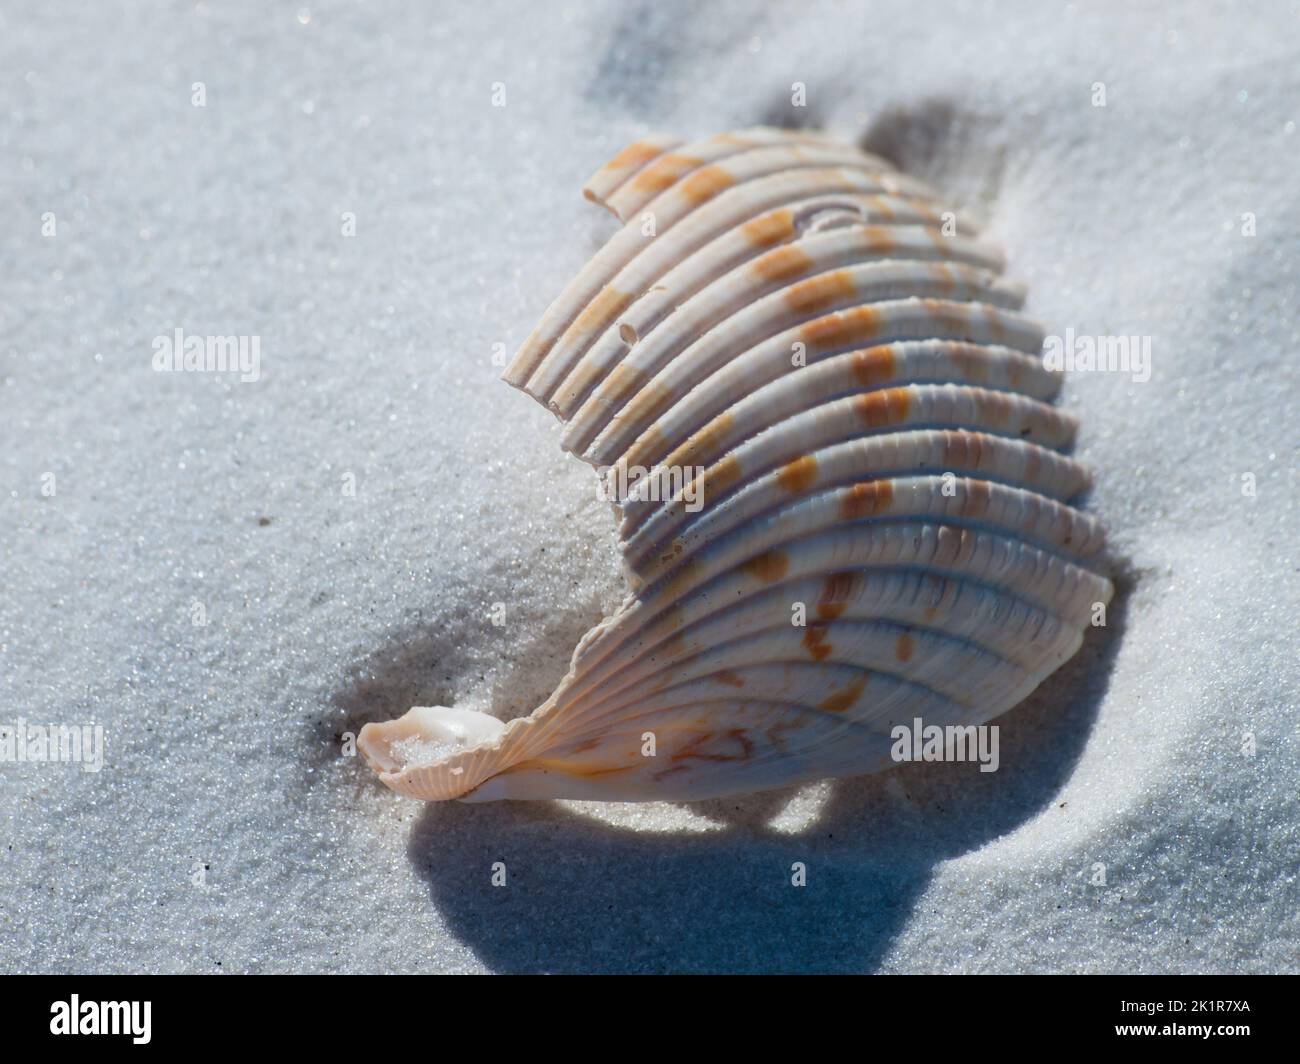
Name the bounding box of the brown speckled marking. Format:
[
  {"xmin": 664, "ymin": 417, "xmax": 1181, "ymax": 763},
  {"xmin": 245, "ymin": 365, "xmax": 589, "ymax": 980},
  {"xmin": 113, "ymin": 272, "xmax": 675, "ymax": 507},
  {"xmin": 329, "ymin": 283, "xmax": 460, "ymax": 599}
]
[
  {"xmin": 922, "ymin": 604, "xmax": 941, "ymax": 623},
  {"xmin": 785, "ymin": 269, "xmax": 856, "ymax": 314},
  {"xmin": 629, "ymin": 153, "xmax": 704, "ymax": 197},
  {"xmin": 854, "ymin": 387, "xmax": 913, "ymax": 429},
  {"xmin": 752, "ymin": 244, "xmax": 814, "ymax": 284},
  {"xmin": 895, "ymin": 631, "xmax": 915, "ymax": 663},
  {"xmin": 777, "ymin": 454, "xmax": 818, "ymax": 494},
  {"xmin": 816, "ymin": 572, "xmax": 857, "ymax": 619},
  {"xmin": 574, "ymin": 287, "xmax": 634, "ymax": 338},
  {"xmin": 570, "ymin": 737, "xmax": 602, "ymax": 754},
  {"xmin": 679, "ymin": 165, "xmax": 734, "ymax": 205},
  {"xmin": 666, "ymin": 411, "xmax": 735, "ymax": 469},
  {"xmin": 934, "ymin": 261, "xmax": 955, "ymax": 292},
  {"xmin": 742, "ymin": 209, "xmax": 797, "ymax": 247},
  {"xmin": 654, "ymin": 536, "xmax": 688, "ymax": 569},
  {"xmin": 741, "ymin": 549, "xmax": 789, "ymax": 583},
  {"xmin": 714, "ymin": 670, "xmax": 746, "ymax": 688},
  {"xmin": 851, "ymin": 346, "xmax": 897, "ymax": 389},
  {"xmin": 803, "ymin": 621, "xmax": 833, "ymax": 661},
  {"xmin": 819, "ymin": 673, "xmax": 868, "ymax": 713},
  {"xmin": 958, "ymin": 477, "xmax": 992, "ymax": 518},
  {"xmin": 803, "ymin": 305, "xmax": 881, "ymax": 351},
  {"xmin": 840, "ymin": 479, "xmax": 894, "ymax": 520},
  {"xmin": 669, "ymin": 729, "xmax": 754, "ymax": 764}
]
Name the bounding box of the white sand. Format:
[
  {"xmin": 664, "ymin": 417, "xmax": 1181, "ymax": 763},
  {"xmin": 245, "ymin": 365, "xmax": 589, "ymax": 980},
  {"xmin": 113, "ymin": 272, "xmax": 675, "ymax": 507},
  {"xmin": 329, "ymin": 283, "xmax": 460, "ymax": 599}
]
[{"xmin": 1, "ymin": 0, "xmax": 1295, "ymax": 973}]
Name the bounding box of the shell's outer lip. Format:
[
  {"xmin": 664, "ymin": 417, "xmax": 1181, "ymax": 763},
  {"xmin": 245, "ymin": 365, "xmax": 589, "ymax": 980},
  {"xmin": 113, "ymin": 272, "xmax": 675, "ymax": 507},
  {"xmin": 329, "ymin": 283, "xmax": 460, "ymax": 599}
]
[{"xmin": 357, "ymin": 706, "xmax": 505, "ymax": 782}]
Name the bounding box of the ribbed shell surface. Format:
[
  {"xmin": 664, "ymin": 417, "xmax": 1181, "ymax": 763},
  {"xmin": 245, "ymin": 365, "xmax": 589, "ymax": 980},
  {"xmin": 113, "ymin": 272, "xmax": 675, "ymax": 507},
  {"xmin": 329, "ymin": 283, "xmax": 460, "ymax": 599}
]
[{"xmin": 358, "ymin": 128, "xmax": 1113, "ymax": 803}]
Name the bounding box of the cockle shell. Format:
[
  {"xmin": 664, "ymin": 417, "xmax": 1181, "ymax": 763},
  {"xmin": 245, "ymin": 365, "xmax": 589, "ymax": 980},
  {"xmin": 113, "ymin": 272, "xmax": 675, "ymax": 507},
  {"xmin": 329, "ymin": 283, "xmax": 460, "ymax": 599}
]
[{"xmin": 359, "ymin": 128, "xmax": 1113, "ymax": 803}]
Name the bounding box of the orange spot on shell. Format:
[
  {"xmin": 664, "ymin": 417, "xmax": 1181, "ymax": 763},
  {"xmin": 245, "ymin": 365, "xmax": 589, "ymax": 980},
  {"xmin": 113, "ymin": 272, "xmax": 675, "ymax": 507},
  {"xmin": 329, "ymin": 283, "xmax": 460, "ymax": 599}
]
[
  {"xmin": 752, "ymin": 244, "xmax": 814, "ymax": 284},
  {"xmin": 623, "ymin": 376, "xmax": 675, "ymax": 426},
  {"xmin": 803, "ymin": 305, "xmax": 881, "ymax": 351},
  {"xmin": 713, "ymin": 670, "xmax": 746, "ymax": 688},
  {"xmin": 701, "ymin": 455, "xmax": 743, "ymax": 502},
  {"xmin": 621, "ymin": 424, "xmax": 669, "ymax": 473},
  {"xmin": 895, "ymin": 632, "xmax": 915, "ymax": 663},
  {"xmin": 860, "ymin": 226, "xmax": 896, "ymax": 255},
  {"xmin": 574, "ymin": 287, "xmax": 634, "ymax": 337},
  {"xmin": 741, "ymin": 209, "xmax": 797, "ymax": 247},
  {"xmin": 603, "ymin": 140, "xmax": 668, "ymax": 174},
  {"xmin": 854, "ymin": 387, "xmax": 913, "ymax": 429},
  {"xmin": 851, "ymin": 346, "xmax": 897, "ymax": 388},
  {"xmin": 629, "ymin": 153, "xmax": 704, "ymax": 197},
  {"xmin": 665, "ymin": 411, "xmax": 736, "ymax": 469},
  {"xmin": 819, "ymin": 673, "xmax": 868, "ymax": 713},
  {"xmin": 777, "ymin": 455, "xmax": 818, "ymax": 494},
  {"xmin": 679, "ymin": 165, "xmax": 734, "ymax": 205},
  {"xmin": 579, "ymin": 360, "xmax": 644, "ymax": 415},
  {"xmin": 941, "ymin": 429, "xmax": 984, "ymax": 470},
  {"xmin": 958, "ymin": 478, "xmax": 992, "ymax": 518},
  {"xmin": 741, "ymin": 549, "xmax": 789, "ymax": 583},
  {"xmin": 785, "ymin": 269, "xmax": 856, "ymax": 314},
  {"xmin": 816, "ymin": 572, "xmax": 857, "ymax": 619},
  {"xmin": 803, "ymin": 621, "xmax": 833, "ymax": 661},
  {"xmin": 840, "ymin": 479, "xmax": 894, "ymax": 520}
]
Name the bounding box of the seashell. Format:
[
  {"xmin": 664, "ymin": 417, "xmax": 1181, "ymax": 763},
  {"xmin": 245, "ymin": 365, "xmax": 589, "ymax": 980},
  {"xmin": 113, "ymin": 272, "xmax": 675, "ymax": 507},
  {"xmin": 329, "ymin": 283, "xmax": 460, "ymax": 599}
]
[{"xmin": 359, "ymin": 127, "xmax": 1113, "ymax": 803}]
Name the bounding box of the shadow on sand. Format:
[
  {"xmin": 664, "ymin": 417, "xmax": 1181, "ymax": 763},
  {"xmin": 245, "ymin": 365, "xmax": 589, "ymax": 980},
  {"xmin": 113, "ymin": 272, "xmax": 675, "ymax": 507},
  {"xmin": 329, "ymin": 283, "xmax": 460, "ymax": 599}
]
[{"xmin": 337, "ymin": 560, "xmax": 1133, "ymax": 972}]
